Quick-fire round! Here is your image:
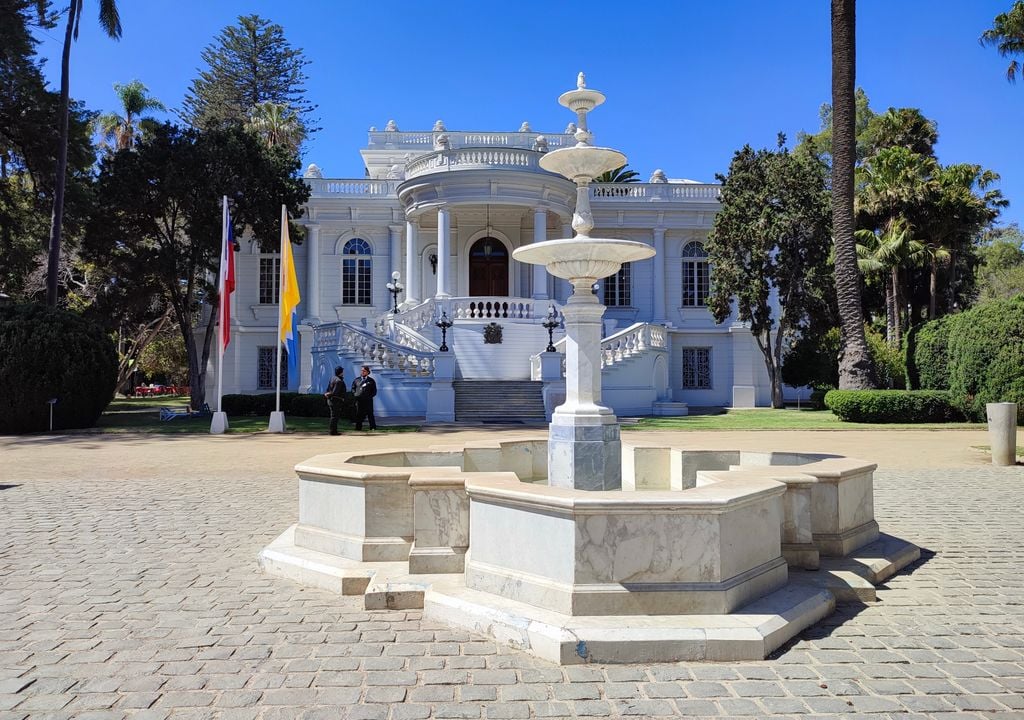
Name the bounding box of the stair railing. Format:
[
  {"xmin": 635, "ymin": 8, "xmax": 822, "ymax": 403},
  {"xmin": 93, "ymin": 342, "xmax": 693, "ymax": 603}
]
[
  {"xmin": 316, "ymin": 321, "xmax": 436, "ymax": 379},
  {"xmin": 531, "ymin": 322, "xmax": 668, "ymax": 377}
]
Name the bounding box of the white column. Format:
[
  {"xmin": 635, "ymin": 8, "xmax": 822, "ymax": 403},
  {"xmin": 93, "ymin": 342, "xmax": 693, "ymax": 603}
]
[
  {"xmin": 652, "ymin": 227, "xmax": 666, "ymax": 323},
  {"xmin": 405, "ymin": 219, "xmax": 420, "ymax": 306},
  {"xmin": 532, "ymin": 208, "xmax": 548, "ymax": 300},
  {"xmin": 388, "ymin": 224, "xmax": 402, "ymax": 278},
  {"xmin": 304, "ymin": 224, "xmax": 320, "ymax": 322},
  {"xmin": 436, "ymin": 206, "xmax": 450, "ymax": 298}
]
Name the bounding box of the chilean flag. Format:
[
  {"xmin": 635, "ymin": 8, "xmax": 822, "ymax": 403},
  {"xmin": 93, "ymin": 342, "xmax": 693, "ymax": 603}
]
[{"xmin": 218, "ymin": 197, "xmax": 236, "ymax": 351}]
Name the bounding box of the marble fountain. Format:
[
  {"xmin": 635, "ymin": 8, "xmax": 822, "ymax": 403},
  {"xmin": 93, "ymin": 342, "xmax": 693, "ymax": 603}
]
[{"xmin": 260, "ymin": 75, "xmax": 919, "ymax": 664}]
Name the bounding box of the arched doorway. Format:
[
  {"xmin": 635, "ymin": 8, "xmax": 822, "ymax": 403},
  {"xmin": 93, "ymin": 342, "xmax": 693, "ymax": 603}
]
[{"xmin": 468, "ymin": 237, "xmax": 509, "ymax": 296}]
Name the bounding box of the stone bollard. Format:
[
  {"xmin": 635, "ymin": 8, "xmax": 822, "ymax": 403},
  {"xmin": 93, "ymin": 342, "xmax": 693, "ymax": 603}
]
[{"xmin": 986, "ymin": 402, "xmax": 1018, "ymax": 466}]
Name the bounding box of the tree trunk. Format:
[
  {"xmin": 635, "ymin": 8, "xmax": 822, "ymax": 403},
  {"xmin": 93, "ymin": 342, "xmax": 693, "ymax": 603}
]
[
  {"xmin": 831, "ymin": 0, "xmax": 877, "ymax": 389},
  {"xmin": 113, "ymin": 308, "xmax": 173, "ymax": 394},
  {"xmin": 884, "ymin": 280, "xmax": 895, "ymax": 345},
  {"xmin": 46, "ymin": 8, "xmax": 76, "ymax": 307},
  {"xmin": 892, "ymin": 267, "xmax": 901, "ymax": 347},
  {"xmin": 929, "ymin": 257, "xmax": 938, "ymax": 319}
]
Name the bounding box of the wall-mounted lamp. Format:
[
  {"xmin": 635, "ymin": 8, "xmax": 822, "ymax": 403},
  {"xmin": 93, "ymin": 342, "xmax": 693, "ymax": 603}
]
[{"xmin": 429, "ymin": 254, "xmax": 438, "ymax": 275}]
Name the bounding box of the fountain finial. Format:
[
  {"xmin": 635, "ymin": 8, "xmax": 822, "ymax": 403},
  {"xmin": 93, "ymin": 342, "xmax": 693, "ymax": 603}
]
[{"xmin": 577, "ymin": 72, "xmax": 586, "ymax": 89}]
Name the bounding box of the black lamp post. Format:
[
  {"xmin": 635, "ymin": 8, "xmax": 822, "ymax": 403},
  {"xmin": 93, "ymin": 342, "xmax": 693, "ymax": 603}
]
[
  {"xmin": 386, "ymin": 271, "xmax": 404, "ymax": 313},
  {"xmin": 542, "ymin": 306, "xmax": 559, "ymax": 352},
  {"xmin": 435, "ymin": 311, "xmax": 453, "ymax": 352}
]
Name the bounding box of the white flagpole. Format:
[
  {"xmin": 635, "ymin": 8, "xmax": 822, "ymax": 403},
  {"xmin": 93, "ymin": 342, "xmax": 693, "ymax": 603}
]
[
  {"xmin": 274, "ymin": 204, "xmax": 286, "ymax": 414},
  {"xmin": 210, "ymin": 196, "xmax": 230, "ymax": 434},
  {"xmin": 216, "ymin": 196, "xmax": 227, "ymax": 413}
]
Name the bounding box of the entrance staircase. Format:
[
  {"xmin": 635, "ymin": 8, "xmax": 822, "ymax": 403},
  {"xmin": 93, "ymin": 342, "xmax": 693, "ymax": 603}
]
[{"xmin": 453, "ymin": 380, "xmax": 546, "ymax": 422}]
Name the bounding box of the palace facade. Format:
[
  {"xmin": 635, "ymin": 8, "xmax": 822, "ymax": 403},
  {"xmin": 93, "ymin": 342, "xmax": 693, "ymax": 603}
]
[{"xmin": 206, "ymin": 121, "xmax": 778, "ymax": 420}]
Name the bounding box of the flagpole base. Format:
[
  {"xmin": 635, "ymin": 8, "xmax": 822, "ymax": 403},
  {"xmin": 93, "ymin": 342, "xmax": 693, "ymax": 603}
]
[
  {"xmin": 210, "ymin": 412, "xmax": 229, "ymax": 434},
  {"xmin": 268, "ymin": 411, "xmax": 286, "ymax": 433}
]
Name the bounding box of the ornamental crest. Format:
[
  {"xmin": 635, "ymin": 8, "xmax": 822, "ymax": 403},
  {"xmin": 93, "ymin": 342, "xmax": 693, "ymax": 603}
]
[{"xmin": 483, "ymin": 322, "xmax": 503, "ymax": 344}]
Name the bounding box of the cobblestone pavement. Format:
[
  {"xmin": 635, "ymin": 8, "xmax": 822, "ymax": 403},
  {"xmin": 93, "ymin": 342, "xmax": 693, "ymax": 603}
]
[{"xmin": 0, "ymin": 434, "xmax": 1022, "ymax": 719}]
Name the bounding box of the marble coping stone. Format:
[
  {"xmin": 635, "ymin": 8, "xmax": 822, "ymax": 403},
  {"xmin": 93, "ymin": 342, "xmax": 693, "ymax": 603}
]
[{"xmin": 465, "ymin": 474, "xmax": 789, "ymax": 616}]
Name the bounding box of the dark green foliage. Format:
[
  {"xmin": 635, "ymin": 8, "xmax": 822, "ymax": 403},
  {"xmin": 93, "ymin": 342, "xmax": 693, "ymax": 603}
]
[
  {"xmin": 905, "ymin": 315, "xmax": 959, "ymax": 390},
  {"xmin": 782, "ymin": 325, "xmax": 904, "ymax": 391},
  {"xmin": 181, "ymin": 14, "xmax": 316, "ymax": 137},
  {"xmin": 0, "ymin": 303, "xmax": 117, "ymax": 433},
  {"xmin": 947, "ymin": 297, "xmax": 1024, "ymax": 421},
  {"xmin": 222, "ymin": 392, "xmax": 352, "ymax": 419},
  {"xmin": 706, "ymin": 138, "xmax": 833, "ymax": 407},
  {"xmin": 824, "ymin": 389, "xmax": 961, "ymax": 423}
]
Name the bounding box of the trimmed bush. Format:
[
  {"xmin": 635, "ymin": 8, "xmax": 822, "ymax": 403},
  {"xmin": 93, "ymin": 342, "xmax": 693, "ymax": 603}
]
[
  {"xmin": 0, "ymin": 303, "xmax": 117, "ymax": 433},
  {"xmin": 824, "ymin": 389, "xmax": 962, "ymax": 423},
  {"xmin": 905, "ymin": 314, "xmax": 960, "ymax": 390},
  {"xmin": 947, "ymin": 296, "xmax": 1024, "ymax": 422},
  {"xmin": 221, "ymin": 391, "xmax": 354, "ymax": 419}
]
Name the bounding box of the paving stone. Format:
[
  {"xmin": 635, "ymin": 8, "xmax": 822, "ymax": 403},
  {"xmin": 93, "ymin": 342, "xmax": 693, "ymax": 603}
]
[{"xmin": 3, "ymin": 444, "xmax": 1024, "ymax": 720}]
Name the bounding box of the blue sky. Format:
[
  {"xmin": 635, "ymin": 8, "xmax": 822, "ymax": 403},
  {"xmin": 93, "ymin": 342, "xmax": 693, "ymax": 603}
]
[{"xmin": 32, "ymin": 1, "xmax": 1024, "ymax": 228}]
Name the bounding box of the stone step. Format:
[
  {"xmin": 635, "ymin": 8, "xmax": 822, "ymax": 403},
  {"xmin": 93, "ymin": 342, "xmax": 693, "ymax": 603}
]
[{"xmin": 454, "ymin": 380, "xmax": 546, "ymax": 420}]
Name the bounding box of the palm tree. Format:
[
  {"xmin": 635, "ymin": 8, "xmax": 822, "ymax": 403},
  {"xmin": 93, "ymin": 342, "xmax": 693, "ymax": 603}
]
[
  {"xmin": 95, "ymin": 80, "xmax": 165, "ymax": 151},
  {"xmin": 831, "ymin": 0, "xmax": 877, "ymax": 388},
  {"xmin": 856, "ymin": 218, "xmax": 927, "ymax": 346},
  {"xmin": 981, "ymin": 1, "xmax": 1024, "ymax": 83},
  {"xmin": 46, "ymin": 0, "xmax": 122, "ymax": 307},
  {"xmin": 921, "ymin": 164, "xmax": 1006, "ymax": 317},
  {"xmin": 593, "ymin": 165, "xmax": 640, "ymax": 183},
  {"xmin": 856, "ymin": 147, "xmax": 937, "ymax": 344},
  {"xmin": 246, "ymin": 101, "xmax": 304, "ymax": 151}
]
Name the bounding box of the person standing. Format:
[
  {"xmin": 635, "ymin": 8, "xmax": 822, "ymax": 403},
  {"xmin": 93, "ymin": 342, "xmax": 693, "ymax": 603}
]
[
  {"xmin": 324, "ymin": 365, "xmax": 345, "ymax": 436},
  {"xmin": 351, "ymin": 365, "xmax": 377, "ymax": 431}
]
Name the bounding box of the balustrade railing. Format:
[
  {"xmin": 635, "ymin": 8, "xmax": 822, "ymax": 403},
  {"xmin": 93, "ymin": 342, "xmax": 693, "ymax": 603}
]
[
  {"xmin": 452, "ymin": 297, "xmax": 540, "ymax": 320},
  {"xmin": 315, "ymin": 322, "xmax": 435, "ymax": 379},
  {"xmin": 392, "ymin": 299, "xmax": 437, "ymax": 332},
  {"xmin": 590, "ymin": 183, "xmax": 721, "ymax": 202},
  {"xmin": 306, "ymin": 178, "xmax": 399, "ymax": 197},
  {"xmin": 405, "ymin": 148, "xmax": 544, "ymax": 179},
  {"xmin": 538, "ymin": 322, "xmax": 667, "ymax": 377},
  {"xmin": 368, "ymin": 130, "xmax": 574, "ymax": 150}
]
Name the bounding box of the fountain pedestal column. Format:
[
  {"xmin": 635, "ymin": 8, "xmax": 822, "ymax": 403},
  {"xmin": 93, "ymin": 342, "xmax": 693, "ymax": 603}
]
[{"xmin": 548, "ymin": 285, "xmax": 621, "ymax": 491}]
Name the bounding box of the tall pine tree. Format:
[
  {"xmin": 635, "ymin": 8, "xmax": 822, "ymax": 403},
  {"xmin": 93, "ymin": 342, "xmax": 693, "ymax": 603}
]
[{"xmin": 181, "ymin": 15, "xmax": 317, "ymax": 140}]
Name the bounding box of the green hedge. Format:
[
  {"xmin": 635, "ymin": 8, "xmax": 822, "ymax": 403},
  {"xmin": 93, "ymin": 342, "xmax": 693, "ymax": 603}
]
[
  {"xmin": 222, "ymin": 391, "xmax": 354, "ymax": 419},
  {"xmin": 905, "ymin": 314, "xmax": 959, "ymax": 390},
  {"xmin": 0, "ymin": 303, "xmax": 117, "ymax": 433},
  {"xmin": 947, "ymin": 296, "xmax": 1024, "ymax": 422},
  {"xmin": 824, "ymin": 390, "xmax": 962, "ymax": 423}
]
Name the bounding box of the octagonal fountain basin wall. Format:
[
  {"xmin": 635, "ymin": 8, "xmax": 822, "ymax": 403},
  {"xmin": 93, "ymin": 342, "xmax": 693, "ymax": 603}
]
[{"xmin": 290, "ymin": 440, "xmax": 880, "ymax": 615}]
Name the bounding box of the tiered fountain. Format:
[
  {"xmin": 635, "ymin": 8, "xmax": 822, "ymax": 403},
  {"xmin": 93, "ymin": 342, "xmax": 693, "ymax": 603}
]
[
  {"xmin": 260, "ymin": 74, "xmax": 920, "ymax": 664},
  {"xmin": 513, "ymin": 73, "xmax": 654, "ymax": 492}
]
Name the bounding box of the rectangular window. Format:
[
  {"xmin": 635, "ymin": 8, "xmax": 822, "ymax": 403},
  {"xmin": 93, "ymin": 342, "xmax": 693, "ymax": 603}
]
[
  {"xmin": 257, "ymin": 346, "xmax": 288, "ymax": 390},
  {"xmin": 682, "ymin": 347, "xmax": 712, "ymax": 389},
  {"xmin": 682, "ymin": 260, "xmax": 709, "ymax": 307},
  {"xmin": 603, "ymin": 263, "xmax": 631, "ymax": 307},
  {"xmin": 342, "ymin": 258, "xmax": 372, "ymax": 305},
  {"xmin": 259, "ymin": 257, "xmax": 280, "ymax": 305}
]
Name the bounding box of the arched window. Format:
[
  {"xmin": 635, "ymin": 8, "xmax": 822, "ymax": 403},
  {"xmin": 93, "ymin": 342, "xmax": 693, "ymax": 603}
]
[
  {"xmin": 603, "ymin": 262, "xmax": 631, "ymax": 307},
  {"xmin": 342, "ymin": 238, "xmax": 372, "ymax": 305},
  {"xmin": 681, "ymin": 241, "xmax": 709, "ymax": 307}
]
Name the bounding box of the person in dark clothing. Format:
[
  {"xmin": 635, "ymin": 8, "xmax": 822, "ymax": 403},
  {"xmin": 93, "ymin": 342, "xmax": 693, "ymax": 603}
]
[
  {"xmin": 324, "ymin": 366, "xmax": 346, "ymax": 435},
  {"xmin": 351, "ymin": 365, "xmax": 377, "ymax": 431}
]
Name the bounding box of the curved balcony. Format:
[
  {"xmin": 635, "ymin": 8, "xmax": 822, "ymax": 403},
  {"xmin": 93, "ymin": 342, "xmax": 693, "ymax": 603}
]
[{"xmin": 405, "ymin": 147, "xmax": 553, "ymax": 180}]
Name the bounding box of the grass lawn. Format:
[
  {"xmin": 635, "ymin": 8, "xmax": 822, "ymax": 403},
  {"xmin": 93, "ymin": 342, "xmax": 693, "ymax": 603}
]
[
  {"xmin": 96, "ymin": 397, "xmax": 420, "ymax": 435},
  {"xmin": 624, "ymin": 407, "xmax": 986, "ymax": 431}
]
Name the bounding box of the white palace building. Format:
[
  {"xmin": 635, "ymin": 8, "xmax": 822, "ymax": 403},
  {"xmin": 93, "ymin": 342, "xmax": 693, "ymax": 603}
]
[{"xmin": 206, "ymin": 120, "xmax": 778, "ymax": 421}]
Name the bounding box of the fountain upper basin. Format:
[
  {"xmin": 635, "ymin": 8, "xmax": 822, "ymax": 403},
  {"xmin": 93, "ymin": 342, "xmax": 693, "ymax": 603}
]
[
  {"xmin": 539, "ymin": 145, "xmax": 626, "ymax": 181},
  {"xmin": 513, "ymin": 237, "xmax": 655, "ymax": 281}
]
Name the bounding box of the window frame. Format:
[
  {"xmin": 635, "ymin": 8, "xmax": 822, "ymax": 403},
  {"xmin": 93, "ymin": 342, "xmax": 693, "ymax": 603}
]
[
  {"xmin": 681, "ymin": 346, "xmax": 712, "ymax": 390},
  {"xmin": 259, "ymin": 256, "xmax": 281, "ymax": 305},
  {"xmin": 341, "ymin": 238, "xmax": 373, "ymax": 306},
  {"xmin": 602, "ymin": 262, "xmax": 632, "ymax": 307},
  {"xmin": 257, "ymin": 346, "xmax": 288, "ymax": 390},
  {"xmin": 681, "ymin": 241, "xmax": 710, "ymax": 308}
]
